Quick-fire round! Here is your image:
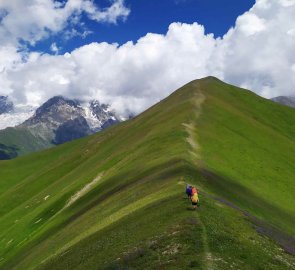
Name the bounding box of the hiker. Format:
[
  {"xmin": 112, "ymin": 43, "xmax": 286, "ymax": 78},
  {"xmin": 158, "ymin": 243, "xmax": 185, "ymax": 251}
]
[
  {"xmin": 187, "ymin": 185, "xmax": 199, "ymax": 209},
  {"xmin": 191, "ymin": 189, "xmax": 199, "ymax": 210},
  {"xmin": 186, "ymin": 184, "xmax": 192, "ymax": 198}
]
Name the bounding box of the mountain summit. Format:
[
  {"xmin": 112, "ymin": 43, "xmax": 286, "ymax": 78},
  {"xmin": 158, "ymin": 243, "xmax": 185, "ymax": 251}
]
[
  {"xmin": 21, "ymin": 96, "xmax": 88, "ymax": 143},
  {"xmin": 0, "ymin": 77, "xmax": 294, "ymax": 269}
]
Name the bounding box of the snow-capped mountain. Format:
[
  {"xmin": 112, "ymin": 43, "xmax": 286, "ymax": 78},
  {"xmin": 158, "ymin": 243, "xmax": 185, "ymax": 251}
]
[
  {"xmin": 83, "ymin": 100, "xmax": 120, "ymax": 131},
  {"xmin": 0, "ymin": 95, "xmax": 121, "ymax": 132},
  {"xmin": 20, "ymin": 96, "xmax": 121, "ymax": 144},
  {"xmin": 21, "ymin": 96, "xmax": 86, "ymax": 143},
  {"xmin": 21, "ymin": 96, "xmax": 121, "ymax": 143},
  {"xmin": 81, "ymin": 99, "xmax": 121, "ymax": 132},
  {"xmin": 0, "ymin": 95, "xmax": 123, "ymax": 159}
]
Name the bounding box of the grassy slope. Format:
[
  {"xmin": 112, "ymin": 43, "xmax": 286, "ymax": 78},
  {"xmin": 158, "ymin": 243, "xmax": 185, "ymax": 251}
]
[
  {"xmin": 0, "ymin": 77, "xmax": 294, "ymax": 270},
  {"xmin": 197, "ymin": 78, "xmax": 295, "ymax": 234},
  {"xmin": 0, "ymin": 127, "xmax": 53, "ymax": 157}
]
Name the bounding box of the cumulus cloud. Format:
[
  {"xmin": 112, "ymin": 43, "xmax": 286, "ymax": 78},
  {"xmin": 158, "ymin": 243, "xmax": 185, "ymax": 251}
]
[
  {"xmin": 5, "ymin": 23, "xmax": 216, "ymax": 114},
  {"xmin": 0, "ymin": 0, "xmax": 130, "ymax": 46},
  {"xmin": 85, "ymin": 0, "xmax": 130, "ymax": 24},
  {"xmin": 50, "ymin": 43, "xmax": 60, "ymax": 54},
  {"xmin": 0, "ymin": 0, "xmax": 295, "ymax": 117},
  {"xmin": 214, "ymin": 0, "xmax": 295, "ymax": 98}
]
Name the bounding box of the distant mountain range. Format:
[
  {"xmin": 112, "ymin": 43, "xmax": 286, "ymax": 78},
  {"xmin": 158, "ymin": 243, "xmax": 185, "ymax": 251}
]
[
  {"xmin": 0, "ymin": 96, "xmax": 123, "ymax": 159},
  {"xmin": 271, "ymin": 96, "xmax": 295, "ymax": 108}
]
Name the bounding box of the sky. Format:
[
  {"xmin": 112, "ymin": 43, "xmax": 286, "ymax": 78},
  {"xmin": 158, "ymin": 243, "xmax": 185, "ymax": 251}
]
[
  {"xmin": 0, "ymin": 0, "xmax": 295, "ymax": 116},
  {"xmin": 32, "ymin": 0, "xmax": 255, "ymax": 53}
]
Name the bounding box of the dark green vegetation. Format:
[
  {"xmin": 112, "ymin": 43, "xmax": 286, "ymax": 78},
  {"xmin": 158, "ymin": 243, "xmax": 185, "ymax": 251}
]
[
  {"xmin": 0, "ymin": 144, "xmax": 18, "ymax": 160},
  {"xmin": 0, "ymin": 77, "xmax": 294, "ymax": 269}
]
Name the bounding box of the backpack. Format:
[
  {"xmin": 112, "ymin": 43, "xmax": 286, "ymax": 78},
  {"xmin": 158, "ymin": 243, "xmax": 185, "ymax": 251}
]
[
  {"xmin": 186, "ymin": 185, "xmax": 192, "ymax": 196},
  {"xmin": 191, "ymin": 187, "xmax": 197, "ymax": 195},
  {"xmin": 191, "ymin": 193, "xmax": 198, "ymax": 203}
]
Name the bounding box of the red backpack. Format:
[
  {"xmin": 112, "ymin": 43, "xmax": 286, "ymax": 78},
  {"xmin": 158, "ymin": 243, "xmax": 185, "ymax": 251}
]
[{"xmin": 191, "ymin": 187, "xmax": 197, "ymax": 195}]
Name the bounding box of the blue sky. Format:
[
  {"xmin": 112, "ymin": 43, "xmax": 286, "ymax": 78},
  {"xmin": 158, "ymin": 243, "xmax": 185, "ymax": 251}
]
[{"xmin": 33, "ymin": 0, "xmax": 255, "ymax": 54}]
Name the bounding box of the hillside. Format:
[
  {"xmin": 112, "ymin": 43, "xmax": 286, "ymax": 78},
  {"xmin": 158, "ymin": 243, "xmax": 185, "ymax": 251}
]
[
  {"xmin": 0, "ymin": 127, "xmax": 53, "ymax": 157},
  {"xmin": 0, "ymin": 77, "xmax": 294, "ymax": 270}
]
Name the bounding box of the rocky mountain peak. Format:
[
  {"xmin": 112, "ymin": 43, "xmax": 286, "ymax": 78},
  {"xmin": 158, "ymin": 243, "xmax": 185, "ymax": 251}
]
[
  {"xmin": 24, "ymin": 96, "xmax": 84, "ymax": 128},
  {"xmin": 86, "ymin": 100, "xmax": 119, "ymax": 130},
  {"xmin": 18, "ymin": 95, "xmax": 122, "ymax": 145},
  {"xmin": 35, "ymin": 96, "xmax": 80, "ymax": 114}
]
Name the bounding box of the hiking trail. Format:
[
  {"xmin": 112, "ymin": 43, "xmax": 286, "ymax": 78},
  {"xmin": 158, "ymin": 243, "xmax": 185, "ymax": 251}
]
[
  {"xmin": 197, "ymin": 211, "xmax": 213, "ymax": 270},
  {"xmin": 182, "ymin": 83, "xmax": 213, "ymax": 269}
]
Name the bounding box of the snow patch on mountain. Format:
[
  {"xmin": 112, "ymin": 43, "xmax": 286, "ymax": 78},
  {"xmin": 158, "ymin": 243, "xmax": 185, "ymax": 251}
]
[
  {"xmin": 81, "ymin": 103, "xmax": 102, "ymax": 131},
  {"xmin": 81, "ymin": 100, "xmax": 120, "ymax": 131}
]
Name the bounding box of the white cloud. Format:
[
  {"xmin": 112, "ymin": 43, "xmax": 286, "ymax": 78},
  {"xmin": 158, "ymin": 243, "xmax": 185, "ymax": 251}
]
[
  {"xmin": 214, "ymin": 0, "xmax": 295, "ymax": 98},
  {"xmin": 0, "ymin": 0, "xmax": 130, "ymax": 46},
  {"xmin": 0, "ymin": 46, "xmax": 22, "ymax": 71},
  {"xmin": 84, "ymin": 0, "xmax": 130, "ymax": 24},
  {"xmin": 50, "ymin": 43, "xmax": 60, "ymax": 54},
  {"xmin": 235, "ymin": 13, "xmax": 266, "ymax": 36},
  {"xmin": 5, "ymin": 23, "xmax": 216, "ymax": 114},
  {"xmin": 279, "ymin": 0, "xmax": 295, "ymax": 7},
  {"xmin": 0, "ymin": 0, "xmax": 295, "ymax": 117}
]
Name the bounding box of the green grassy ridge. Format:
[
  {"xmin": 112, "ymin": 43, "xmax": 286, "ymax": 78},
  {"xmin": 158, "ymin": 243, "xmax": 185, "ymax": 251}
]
[{"xmin": 0, "ymin": 77, "xmax": 294, "ymax": 269}]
